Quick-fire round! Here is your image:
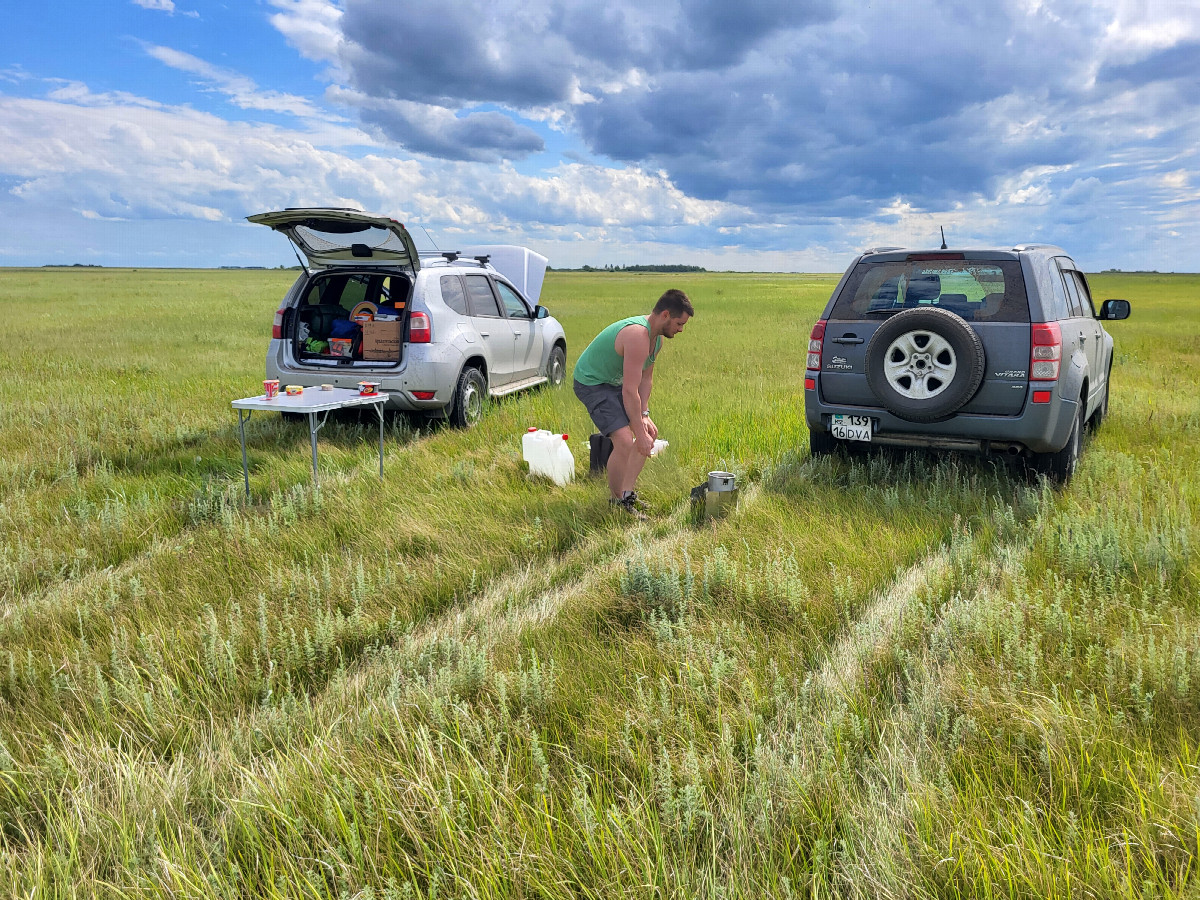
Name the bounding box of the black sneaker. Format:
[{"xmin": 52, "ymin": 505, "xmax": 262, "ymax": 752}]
[
  {"xmin": 609, "ymin": 494, "xmax": 649, "ymax": 521},
  {"xmin": 625, "ymin": 490, "xmax": 651, "ymax": 510}
]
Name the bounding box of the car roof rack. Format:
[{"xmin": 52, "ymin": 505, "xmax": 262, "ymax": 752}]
[{"xmin": 863, "ymin": 246, "xmax": 905, "ymax": 254}]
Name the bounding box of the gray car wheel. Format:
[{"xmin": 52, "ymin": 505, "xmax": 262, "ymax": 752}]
[
  {"xmin": 1032, "ymin": 404, "xmax": 1083, "ymax": 484},
  {"xmin": 865, "ymin": 307, "xmax": 985, "ymax": 422},
  {"xmin": 809, "ymin": 426, "xmax": 837, "ymax": 457},
  {"xmin": 1089, "ymin": 363, "xmax": 1111, "ymax": 431},
  {"xmin": 449, "ymin": 366, "xmax": 486, "ymax": 428},
  {"xmin": 545, "ymin": 345, "xmax": 566, "ymax": 386}
]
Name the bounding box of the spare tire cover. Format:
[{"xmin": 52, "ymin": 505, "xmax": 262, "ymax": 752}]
[{"xmin": 865, "ymin": 307, "xmax": 986, "ymax": 422}]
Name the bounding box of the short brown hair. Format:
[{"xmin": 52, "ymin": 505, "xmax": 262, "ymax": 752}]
[{"xmin": 653, "ymin": 289, "xmax": 694, "ymax": 317}]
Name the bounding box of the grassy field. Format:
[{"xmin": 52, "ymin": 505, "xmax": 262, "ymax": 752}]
[{"xmin": 1, "ymin": 266, "xmax": 1197, "ymax": 899}]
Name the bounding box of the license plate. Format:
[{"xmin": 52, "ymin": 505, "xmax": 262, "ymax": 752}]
[{"xmin": 831, "ymin": 414, "xmax": 873, "ymax": 442}]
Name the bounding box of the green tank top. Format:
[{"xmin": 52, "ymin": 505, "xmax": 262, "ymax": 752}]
[{"xmin": 573, "ymin": 315, "xmax": 662, "ymax": 386}]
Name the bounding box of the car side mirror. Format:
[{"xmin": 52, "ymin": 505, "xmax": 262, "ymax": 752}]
[
  {"xmin": 534, "ymin": 305, "xmax": 549, "ymax": 319},
  {"xmin": 1099, "ymin": 298, "xmax": 1131, "ymax": 320}
]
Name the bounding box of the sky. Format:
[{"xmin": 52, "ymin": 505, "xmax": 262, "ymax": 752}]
[{"xmin": 1, "ymin": 0, "xmax": 1198, "ymax": 272}]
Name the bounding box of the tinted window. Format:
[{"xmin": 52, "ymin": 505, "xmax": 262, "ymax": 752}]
[
  {"xmin": 495, "ymin": 281, "xmax": 530, "ymax": 318},
  {"xmin": 336, "ymin": 274, "xmax": 371, "ymax": 311},
  {"xmin": 831, "ymin": 258, "xmax": 1029, "ymax": 322},
  {"xmin": 464, "ymin": 275, "xmax": 502, "ymax": 317},
  {"xmin": 1057, "ymin": 261, "xmax": 1084, "ymax": 317},
  {"xmin": 440, "ymin": 274, "xmax": 468, "ymax": 315},
  {"xmin": 1070, "ymin": 271, "xmax": 1096, "ymax": 317},
  {"xmin": 1044, "ymin": 260, "xmax": 1072, "ymax": 320},
  {"xmin": 303, "ymin": 272, "xmax": 389, "ymax": 310},
  {"xmin": 380, "ymin": 275, "xmax": 410, "ymax": 310}
]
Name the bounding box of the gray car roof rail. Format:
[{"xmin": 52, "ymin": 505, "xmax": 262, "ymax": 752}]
[
  {"xmin": 863, "ymin": 246, "xmax": 905, "ymax": 254},
  {"xmin": 1011, "ymin": 243, "xmax": 1065, "ymax": 253}
]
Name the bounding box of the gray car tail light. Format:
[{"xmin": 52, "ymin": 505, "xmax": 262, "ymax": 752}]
[
  {"xmin": 807, "ymin": 319, "xmax": 826, "ymax": 372},
  {"xmin": 1030, "ymin": 322, "xmax": 1061, "ymax": 380}
]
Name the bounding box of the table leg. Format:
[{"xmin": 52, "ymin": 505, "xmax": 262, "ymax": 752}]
[
  {"xmin": 308, "ymin": 411, "xmax": 320, "ymax": 486},
  {"xmin": 238, "ymin": 409, "xmax": 251, "ymax": 499},
  {"xmin": 375, "ymin": 404, "xmax": 385, "ymax": 479}
]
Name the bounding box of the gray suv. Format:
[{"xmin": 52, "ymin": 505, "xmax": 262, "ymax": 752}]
[
  {"xmin": 804, "ymin": 244, "xmax": 1131, "ymax": 482},
  {"xmin": 250, "ymin": 209, "xmax": 567, "ymax": 427}
]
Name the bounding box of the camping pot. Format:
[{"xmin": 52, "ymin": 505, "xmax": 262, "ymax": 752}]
[
  {"xmin": 707, "ymin": 471, "xmax": 736, "ymax": 492},
  {"xmin": 692, "ymin": 471, "xmax": 739, "ymax": 521}
]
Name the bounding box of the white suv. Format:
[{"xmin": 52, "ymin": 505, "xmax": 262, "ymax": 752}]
[{"xmin": 251, "ymin": 209, "xmax": 567, "ymax": 427}]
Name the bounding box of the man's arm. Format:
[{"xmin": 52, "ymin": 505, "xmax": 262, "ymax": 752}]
[
  {"xmin": 638, "ymin": 365, "xmax": 657, "ymax": 441},
  {"xmin": 616, "ymin": 326, "xmax": 655, "ymax": 456}
]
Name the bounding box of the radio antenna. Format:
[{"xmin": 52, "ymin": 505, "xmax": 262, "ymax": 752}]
[
  {"xmin": 939, "ymin": 226, "xmax": 948, "ymax": 250},
  {"xmin": 421, "ymin": 226, "xmax": 440, "ymax": 251}
]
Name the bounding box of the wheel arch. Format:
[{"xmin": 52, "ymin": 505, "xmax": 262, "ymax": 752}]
[
  {"xmin": 539, "ymin": 334, "xmax": 567, "ymax": 371},
  {"xmin": 461, "ymin": 354, "xmax": 488, "ymax": 385}
]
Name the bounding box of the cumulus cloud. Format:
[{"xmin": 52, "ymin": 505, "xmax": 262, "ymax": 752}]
[
  {"xmin": 6, "ymin": 0, "xmax": 1200, "ymax": 270},
  {"xmin": 282, "ymin": 0, "xmax": 1200, "ymax": 225},
  {"xmin": 328, "ymin": 87, "xmax": 544, "ymax": 162},
  {"xmin": 132, "ymin": 0, "xmax": 174, "ymax": 10},
  {"xmin": 268, "ymin": 0, "xmax": 345, "ymax": 69},
  {"xmin": 0, "ymin": 86, "xmax": 739, "ymax": 244}
]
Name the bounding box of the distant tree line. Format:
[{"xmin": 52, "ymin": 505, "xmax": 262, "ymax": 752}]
[{"xmin": 548, "ymin": 263, "xmax": 707, "ymax": 273}]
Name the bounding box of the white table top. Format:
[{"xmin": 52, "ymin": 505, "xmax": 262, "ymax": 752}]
[{"xmin": 232, "ymin": 386, "xmax": 388, "ymax": 413}]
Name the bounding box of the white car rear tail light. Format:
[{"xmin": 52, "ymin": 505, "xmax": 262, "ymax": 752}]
[
  {"xmin": 1030, "ymin": 322, "xmax": 1061, "ymax": 380},
  {"xmin": 272, "ymin": 308, "xmax": 286, "ymax": 339},
  {"xmin": 409, "ymin": 311, "xmax": 432, "ymax": 343}
]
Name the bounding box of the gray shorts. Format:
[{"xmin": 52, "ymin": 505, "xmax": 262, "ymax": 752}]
[{"xmin": 573, "ymin": 380, "xmax": 630, "ymax": 437}]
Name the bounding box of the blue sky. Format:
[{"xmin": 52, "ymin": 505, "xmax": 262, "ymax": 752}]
[{"xmin": 1, "ymin": 0, "xmax": 1198, "ymax": 271}]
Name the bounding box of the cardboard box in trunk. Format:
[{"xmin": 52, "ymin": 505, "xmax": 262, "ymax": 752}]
[{"xmin": 361, "ymin": 320, "xmax": 403, "ymax": 360}]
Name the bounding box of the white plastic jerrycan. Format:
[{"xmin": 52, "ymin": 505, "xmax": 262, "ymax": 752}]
[{"xmin": 522, "ymin": 428, "xmax": 575, "ymax": 486}]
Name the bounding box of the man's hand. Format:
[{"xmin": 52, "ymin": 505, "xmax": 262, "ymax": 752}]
[
  {"xmin": 643, "ymin": 415, "xmax": 658, "ymax": 441},
  {"xmin": 634, "ymin": 431, "xmax": 655, "ymax": 457}
]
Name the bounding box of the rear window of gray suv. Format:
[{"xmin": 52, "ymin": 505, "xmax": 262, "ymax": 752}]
[{"xmin": 831, "ymin": 258, "xmax": 1030, "ymax": 323}]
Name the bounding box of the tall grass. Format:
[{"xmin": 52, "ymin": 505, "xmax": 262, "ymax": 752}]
[{"xmin": 1, "ymin": 267, "xmax": 1197, "ymax": 897}]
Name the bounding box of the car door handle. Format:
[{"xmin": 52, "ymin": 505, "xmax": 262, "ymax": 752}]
[
  {"xmin": 513, "ymin": 331, "xmax": 522, "ymax": 337},
  {"xmin": 480, "ymin": 331, "xmax": 490, "ymax": 337},
  {"xmin": 832, "ymin": 336, "xmax": 864, "ymax": 345}
]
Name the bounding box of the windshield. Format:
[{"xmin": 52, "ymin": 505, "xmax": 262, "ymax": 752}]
[{"xmin": 832, "ymin": 259, "xmax": 1029, "ymax": 322}]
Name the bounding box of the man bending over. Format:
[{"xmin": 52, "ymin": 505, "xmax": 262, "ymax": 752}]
[{"xmin": 572, "ymin": 289, "xmax": 694, "ymax": 518}]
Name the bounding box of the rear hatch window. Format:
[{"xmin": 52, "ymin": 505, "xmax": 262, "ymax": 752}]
[
  {"xmin": 831, "ymin": 258, "xmax": 1030, "ymax": 322},
  {"xmin": 289, "ymin": 270, "xmax": 412, "ymax": 368}
]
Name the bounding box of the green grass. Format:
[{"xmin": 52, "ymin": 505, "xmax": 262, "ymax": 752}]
[{"xmin": 1, "ymin": 267, "xmax": 1197, "ymax": 898}]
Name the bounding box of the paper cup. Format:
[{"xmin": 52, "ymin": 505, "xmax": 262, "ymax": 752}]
[{"xmin": 263, "ymin": 379, "xmax": 280, "ymax": 399}]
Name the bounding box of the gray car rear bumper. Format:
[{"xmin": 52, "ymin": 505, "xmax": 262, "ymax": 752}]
[{"xmin": 805, "ymin": 379, "xmax": 1078, "ymax": 455}]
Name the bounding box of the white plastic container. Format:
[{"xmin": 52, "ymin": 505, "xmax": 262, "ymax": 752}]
[
  {"xmin": 651, "ymin": 439, "xmax": 669, "ymax": 457},
  {"xmin": 522, "ymin": 428, "xmax": 575, "ymax": 485}
]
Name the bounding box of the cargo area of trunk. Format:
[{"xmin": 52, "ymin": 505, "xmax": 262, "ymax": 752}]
[{"xmin": 286, "ymin": 269, "xmax": 411, "ymax": 370}]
